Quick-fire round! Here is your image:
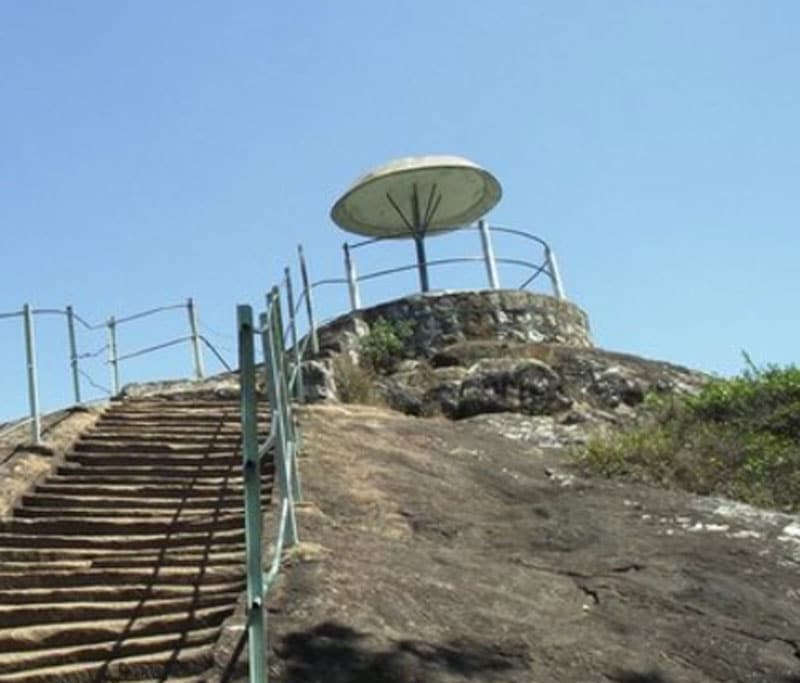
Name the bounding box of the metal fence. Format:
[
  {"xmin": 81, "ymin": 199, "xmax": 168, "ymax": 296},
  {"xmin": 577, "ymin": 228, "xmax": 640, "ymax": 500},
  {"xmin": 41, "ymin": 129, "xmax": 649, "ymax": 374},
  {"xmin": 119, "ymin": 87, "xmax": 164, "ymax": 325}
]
[
  {"xmin": 0, "ymin": 298, "xmax": 231, "ymax": 444},
  {"xmin": 289, "ymin": 221, "xmax": 565, "ymax": 360},
  {"xmin": 237, "ymin": 284, "xmax": 306, "ymax": 683}
]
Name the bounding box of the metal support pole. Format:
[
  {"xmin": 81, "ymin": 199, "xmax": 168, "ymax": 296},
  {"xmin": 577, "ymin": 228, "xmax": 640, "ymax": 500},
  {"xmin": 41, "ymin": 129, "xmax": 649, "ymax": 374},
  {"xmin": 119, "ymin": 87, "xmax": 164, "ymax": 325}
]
[
  {"xmin": 297, "ymin": 244, "xmax": 319, "ymax": 355},
  {"xmin": 284, "ymin": 267, "xmax": 305, "ymax": 402},
  {"xmin": 107, "ymin": 317, "xmax": 120, "ymax": 395},
  {"xmin": 66, "ymin": 305, "xmax": 81, "ymax": 405},
  {"xmin": 237, "ymin": 305, "xmax": 267, "ymax": 683},
  {"xmin": 186, "ymin": 297, "xmax": 205, "ymax": 380},
  {"xmin": 271, "ymin": 290, "xmax": 302, "ymax": 504},
  {"xmin": 261, "ymin": 307, "xmax": 299, "ymax": 544},
  {"xmin": 343, "ymin": 242, "xmax": 361, "ymax": 310},
  {"xmin": 478, "ymin": 220, "xmax": 500, "ymax": 290},
  {"xmin": 545, "ymin": 246, "xmax": 566, "ymax": 300},
  {"xmin": 414, "ymin": 235, "xmax": 430, "ymax": 292},
  {"xmin": 22, "ymin": 304, "xmax": 41, "ymax": 445}
]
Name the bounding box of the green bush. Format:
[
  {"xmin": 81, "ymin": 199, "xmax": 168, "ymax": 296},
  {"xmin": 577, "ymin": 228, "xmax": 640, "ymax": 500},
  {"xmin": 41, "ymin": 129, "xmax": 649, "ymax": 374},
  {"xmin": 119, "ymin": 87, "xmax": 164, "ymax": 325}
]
[
  {"xmin": 578, "ymin": 357, "xmax": 800, "ymax": 512},
  {"xmin": 359, "ymin": 317, "xmax": 414, "ymax": 374}
]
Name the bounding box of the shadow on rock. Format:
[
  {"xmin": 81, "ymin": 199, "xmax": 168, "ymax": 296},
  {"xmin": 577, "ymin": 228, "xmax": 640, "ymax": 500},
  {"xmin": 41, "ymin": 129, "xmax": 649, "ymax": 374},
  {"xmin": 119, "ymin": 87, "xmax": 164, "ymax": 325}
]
[
  {"xmin": 608, "ymin": 672, "xmax": 672, "ymax": 683},
  {"xmin": 277, "ymin": 621, "xmax": 527, "ymax": 682}
]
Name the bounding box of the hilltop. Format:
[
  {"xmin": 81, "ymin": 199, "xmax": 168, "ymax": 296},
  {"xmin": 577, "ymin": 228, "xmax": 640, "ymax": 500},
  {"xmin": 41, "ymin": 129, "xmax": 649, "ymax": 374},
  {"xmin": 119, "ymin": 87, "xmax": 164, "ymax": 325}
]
[{"xmin": 0, "ymin": 289, "xmax": 797, "ymax": 682}]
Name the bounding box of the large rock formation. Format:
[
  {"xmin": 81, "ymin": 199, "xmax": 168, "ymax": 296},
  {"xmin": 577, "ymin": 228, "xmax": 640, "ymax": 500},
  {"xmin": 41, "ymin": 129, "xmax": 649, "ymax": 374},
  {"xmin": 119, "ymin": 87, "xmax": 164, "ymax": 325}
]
[{"xmin": 300, "ymin": 290, "xmax": 707, "ymax": 441}]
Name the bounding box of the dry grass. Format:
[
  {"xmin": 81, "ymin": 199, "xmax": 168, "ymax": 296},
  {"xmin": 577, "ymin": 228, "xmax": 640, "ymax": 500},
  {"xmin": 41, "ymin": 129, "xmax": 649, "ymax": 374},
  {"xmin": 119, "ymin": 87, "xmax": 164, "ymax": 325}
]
[{"xmin": 0, "ymin": 405, "xmax": 104, "ymax": 520}]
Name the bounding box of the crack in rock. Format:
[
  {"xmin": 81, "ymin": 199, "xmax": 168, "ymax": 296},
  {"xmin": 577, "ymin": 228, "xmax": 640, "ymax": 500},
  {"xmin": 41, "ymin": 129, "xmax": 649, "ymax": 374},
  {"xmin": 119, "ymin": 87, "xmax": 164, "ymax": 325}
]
[{"xmin": 577, "ymin": 582, "xmax": 600, "ymax": 605}]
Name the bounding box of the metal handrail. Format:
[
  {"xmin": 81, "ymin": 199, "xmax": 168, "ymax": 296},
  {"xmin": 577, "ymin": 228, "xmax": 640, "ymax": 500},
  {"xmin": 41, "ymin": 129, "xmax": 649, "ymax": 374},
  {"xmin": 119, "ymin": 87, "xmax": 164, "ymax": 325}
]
[
  {"xmin": 0, "ymin": 297, "xmax": 233, "ymax": 444},
  {"xmin": 343, "ymin": 222, "xmax": 563, "ymax": 297},
  {"xmin": 237, "ymin": 283, "xmax": 305, "ymax": 683},
  {"xmin": 283, "ymin": 222, "xmax": 566, "ymax": 356}
]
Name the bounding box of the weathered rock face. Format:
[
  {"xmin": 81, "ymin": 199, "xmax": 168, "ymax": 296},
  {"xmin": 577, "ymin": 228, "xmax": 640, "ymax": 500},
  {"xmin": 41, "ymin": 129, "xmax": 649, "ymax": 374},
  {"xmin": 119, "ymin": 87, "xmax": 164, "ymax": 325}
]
[
  {"xmin": 300, "ymin": 291, "xmax": 707, "ymax": 436},
  {"xmin": 377, "ymin": 341, "xmax": 706, "ymax": 423},
  {"xmin": 314, "ymin": 289, "xmax": 593, "ymax": 360}
]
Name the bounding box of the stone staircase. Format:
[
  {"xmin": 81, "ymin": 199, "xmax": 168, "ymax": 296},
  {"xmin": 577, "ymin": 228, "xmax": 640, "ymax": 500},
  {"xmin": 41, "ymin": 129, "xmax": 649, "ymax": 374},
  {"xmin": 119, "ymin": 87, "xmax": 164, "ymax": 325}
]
[{"xmin": 0, "ymin": 393, "xmax": 271, "ymax": 682}]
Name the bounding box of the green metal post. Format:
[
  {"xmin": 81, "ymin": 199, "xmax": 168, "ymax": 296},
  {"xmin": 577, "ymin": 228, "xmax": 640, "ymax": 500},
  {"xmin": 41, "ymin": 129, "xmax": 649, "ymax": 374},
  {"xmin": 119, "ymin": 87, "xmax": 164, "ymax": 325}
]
[
  {"xmin": 261, "ymin": 307, "xmax": 298, "ymax": 547},
  {"xmin": 107, "ymin": 317, "xmax": 120, "ymax": 395},
  {"xmin": 22, "ymin": 304, "xmax": 41, "ymax": 445},
  {"xmin": 66, "ymin": 305, "xmax": 81, "ymax": 404},
  {"xmin": 284, "ymin": 267, "xmax": 305, "ymax": 402},
  {"xmin": 238, "ymin": 305, "xmax": 267, "ymax": 683},
  {"xmin": 187, "ymin": 297, "xmax": 205, "ymax": 380},
  {"xmin": 297, "ymin": 244, "xmax": 319, "ymax": 355},
  {"xmin": 271, "ymin": 290, "xmax": 302, "ymax": 504}
]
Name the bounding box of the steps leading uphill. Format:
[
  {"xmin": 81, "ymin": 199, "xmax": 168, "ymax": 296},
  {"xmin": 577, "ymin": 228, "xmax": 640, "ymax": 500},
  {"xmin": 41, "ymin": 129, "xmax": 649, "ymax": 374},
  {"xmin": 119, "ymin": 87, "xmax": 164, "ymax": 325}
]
[{"xmin": 0, "ymin": 393, "xmax": 272, "ymax": 683}]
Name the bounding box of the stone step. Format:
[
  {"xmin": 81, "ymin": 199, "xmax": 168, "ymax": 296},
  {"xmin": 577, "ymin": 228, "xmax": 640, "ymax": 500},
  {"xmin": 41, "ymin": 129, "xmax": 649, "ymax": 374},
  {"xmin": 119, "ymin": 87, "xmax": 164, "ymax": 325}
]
[
  {"xmin": 72, "ymin": 440, "xmax": 242, "ymax": 453},
  {"xmin": 78, "ymin": 430, "xmax": 243, "ymax": 442},
  {"xmin": 32, "ymin": 482, "xmax": 252, "ymax": 497},
  {"xmin": 0, "ymin": 604, "xmax": 232, "ymax": 651},
  {"xmin": 31, "ymin": 473, "xmax": 249, "ymax": 488},
  {"xmin": 0, "ymin": 641, "xmax": 215, "ymax": 683},
  {"xmin": 0, "ymin": 591, "xmax": 237, "ymax": 629},
  {"xmin": 70, "ymin": 443, "xmax": 241, "ymax": 456},
  {"xmin": 0, "ymin": 564, "xmax": 243, "ymax": 590},
  {"xmin": 83, "ymin": 427, "xmax": 251, "ymax": 440},
  {"xmin": 0, "ymin": 514, "xmax": 245, "ymax": 536},
  {"xmin": 20, "ymin": 493, "xmax": 263, "ymax": 510},
  {"xmin": 14, "ymin": 505, "xmax": 247, "ymax": 520},
  {"xmin": 0, "ymin": 625, "xmax": 219, "ymax": 676},
  {"xmin": 0, "ymin": 580, "xmax": 242, "ymax": 605},
  {"xmin": 96, "ymin": 412, "xmax": 263, "ymax": 423},
  {"xmin": 90, "ymin": 550, "xmax": 244, "ymax": 569},
  {"xmin": 0, "ymin": 544, "xmax": 245, "ymax": 564},
  {"xmin": 0, "ymin": 528, "xmax": 245, "ymax": 551},
  {"xmin": 104, "ymin": 402, "xmax": 249, "ymax": 412},
  {"xmin": 54, "ymin": 465, "xmax": 262, "ymax": 479},
  {"xmin": 17, "ymin": 503, "xmax": 262, "ymax": 521},
  {"xmin": 0, "ymin": 392, "xmax": 272, "ymax": 680}
]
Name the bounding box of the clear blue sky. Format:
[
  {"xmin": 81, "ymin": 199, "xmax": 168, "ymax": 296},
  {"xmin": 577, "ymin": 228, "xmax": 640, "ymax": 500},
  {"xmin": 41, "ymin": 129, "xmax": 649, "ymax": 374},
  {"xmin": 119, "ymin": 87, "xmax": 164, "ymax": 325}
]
[{"xmin": 2, "ymin": 1, "xmax": 799, "ymax": 421}]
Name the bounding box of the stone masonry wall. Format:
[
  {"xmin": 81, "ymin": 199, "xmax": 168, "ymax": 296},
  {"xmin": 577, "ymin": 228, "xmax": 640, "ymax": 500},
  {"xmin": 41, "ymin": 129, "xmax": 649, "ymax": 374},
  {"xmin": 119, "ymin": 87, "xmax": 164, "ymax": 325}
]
[{"xmin": 314, "ymin": 290, "xmax": 592, "ymax": 361}]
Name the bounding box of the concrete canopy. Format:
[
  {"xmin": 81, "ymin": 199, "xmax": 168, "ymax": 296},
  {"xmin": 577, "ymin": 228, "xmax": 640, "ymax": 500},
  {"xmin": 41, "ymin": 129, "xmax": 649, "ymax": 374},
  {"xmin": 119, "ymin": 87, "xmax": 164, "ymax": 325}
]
[{"xmin": 330, "ymin": 155, "xmax": 502, "ymax": 238}]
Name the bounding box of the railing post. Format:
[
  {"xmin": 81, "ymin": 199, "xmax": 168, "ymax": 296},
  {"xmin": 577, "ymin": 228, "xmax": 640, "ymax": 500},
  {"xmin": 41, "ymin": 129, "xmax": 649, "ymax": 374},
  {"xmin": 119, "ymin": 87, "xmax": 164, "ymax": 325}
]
[
  {"xmin": 107, "ymin": 317, "xmax": 120, "ymax": 395},
  {"xmin": 284, "ymin": 267, "xmax": 305, "ymax": 402},
  {"xmin": 545, "ymin": 245, "xmax": 566, "ymax": 300},
  {"xmin": 66, "ymin": 305, "xmax": 81, "ymax": 405},
  {"xmin": 261, "ymin": 305, "xmax": 299, "ymax": 545},
  {"xmin": 343, "ymin": 242, "xmax": 361, "ymax": 311},
  {"xmin": 271, "ymin": 289, "xmax": 302, "ymax": 505},
  {"xmin": 238, "ymin": 305, "xmax": 267, "ymax": 683},
  {"xmin": 297, "ymin": 244, "xmax": 319, "ymax": 355},
  {"xmin": 268, "ymin": 289, "xmax": 293, "ymax": 447},
  {"xmin": 479, "ymin": 220, "xmax": 500, "ymax": 290},
  {"xmin": 22, "ymin": 304, "xmax": 41, "ymax": 445},
  {"xmin": 414, "ymin": 235, "xmax": 431, "ymax": 292},
  {"xmin": 186, "ymin": 297, "xmax": 205, "ymax": 380}
]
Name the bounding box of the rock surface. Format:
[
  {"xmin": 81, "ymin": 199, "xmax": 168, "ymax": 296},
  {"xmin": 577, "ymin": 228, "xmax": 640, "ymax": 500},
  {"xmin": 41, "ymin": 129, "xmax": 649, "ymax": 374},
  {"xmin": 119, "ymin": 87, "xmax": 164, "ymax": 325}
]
[
  {"xmin": 379, "ymin": 341, "xmax": 707, "ymax": 427},
  {"xmin": 301, "ymin": 292, "xmax": 707, "ymax": 439},
  {"xmin": 239, "ymin": 403, "xmax": 800, "ymax": 683}
]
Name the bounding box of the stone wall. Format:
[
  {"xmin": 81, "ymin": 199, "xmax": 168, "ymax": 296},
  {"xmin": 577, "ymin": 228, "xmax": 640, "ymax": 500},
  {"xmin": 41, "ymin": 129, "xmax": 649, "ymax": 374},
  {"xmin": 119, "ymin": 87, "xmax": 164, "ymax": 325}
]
[{"xmin": 314, "ymin": 289, "xmax": 593, "ymax": 361}]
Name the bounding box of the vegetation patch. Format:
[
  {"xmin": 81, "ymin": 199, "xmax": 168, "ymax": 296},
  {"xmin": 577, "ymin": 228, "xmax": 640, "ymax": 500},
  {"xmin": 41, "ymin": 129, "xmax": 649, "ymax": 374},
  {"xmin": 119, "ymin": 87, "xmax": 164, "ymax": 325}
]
[
  {"xmin": 332, "ymin": 356, "xmax": 382, "ymax": 406},
  {"xmin": 359, "ymin": 317, "xmax": 414, "ymax": 374},
  {"xmin": 578, "ymin": 357, "xmax": 800, "ymax": 512}
]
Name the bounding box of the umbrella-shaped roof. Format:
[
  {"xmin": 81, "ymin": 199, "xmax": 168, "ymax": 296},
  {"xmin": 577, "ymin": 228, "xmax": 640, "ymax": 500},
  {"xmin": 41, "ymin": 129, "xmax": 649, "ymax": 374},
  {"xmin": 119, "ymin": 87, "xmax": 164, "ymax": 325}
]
[{"xmin": 331, "ymin": 155, "xmax": 502, "ymax": 238}]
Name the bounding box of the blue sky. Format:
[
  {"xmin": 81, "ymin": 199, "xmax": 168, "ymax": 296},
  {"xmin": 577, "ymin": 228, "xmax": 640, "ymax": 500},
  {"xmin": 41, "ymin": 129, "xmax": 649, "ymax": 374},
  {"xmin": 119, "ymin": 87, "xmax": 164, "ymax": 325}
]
[{"xmin": 1, "ymin": 1, "xmax": 798, "ymax": 420}]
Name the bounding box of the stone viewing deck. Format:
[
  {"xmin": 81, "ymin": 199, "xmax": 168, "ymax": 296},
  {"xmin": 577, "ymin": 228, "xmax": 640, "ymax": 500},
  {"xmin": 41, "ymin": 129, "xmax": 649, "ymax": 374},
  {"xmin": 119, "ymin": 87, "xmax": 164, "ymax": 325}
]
[{"xmin": 314, "ymin": 289, "xmax": 593, "ymax": 361}]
